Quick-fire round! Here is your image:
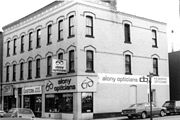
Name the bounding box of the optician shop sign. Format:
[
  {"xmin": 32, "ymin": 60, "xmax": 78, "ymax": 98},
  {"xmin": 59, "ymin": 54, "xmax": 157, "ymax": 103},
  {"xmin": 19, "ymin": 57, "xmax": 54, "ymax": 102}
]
[
  {"xmin": 23, "ymin": 86, "xmax": 42, "ymax": 95},
  {"xmin": 45, "ymin": 78, "xmax": 76, "ymax": 93},
  {"xmin": 98, "ymin": 73, "xmax": 169, "ymax": 85}
]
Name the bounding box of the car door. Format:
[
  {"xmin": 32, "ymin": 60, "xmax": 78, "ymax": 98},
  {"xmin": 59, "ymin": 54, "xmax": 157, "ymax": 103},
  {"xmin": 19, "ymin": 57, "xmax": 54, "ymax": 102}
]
[{"xmin": 152, "ymin": 104, "xmax": 161, "ymax": 115}]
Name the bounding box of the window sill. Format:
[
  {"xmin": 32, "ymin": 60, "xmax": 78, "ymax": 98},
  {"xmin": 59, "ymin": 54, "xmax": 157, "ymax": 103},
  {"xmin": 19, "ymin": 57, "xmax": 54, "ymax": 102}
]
[
  {"xmin": 125, "ymin": 72, "xmax": 132, "ymax": 75},
  {"xmin": 57, "ymin": 38, "xmax": 64, "ymax": 42},
  {"xmin": 35, "ymin": 76, "xmax": 41, "ymax": 79},
  {"xmin": 7, "ymin": 55, "xmax": 10, "ymax": 57},
  {"xmin": 68, "ymin": 35, "xmax": 75, "ymax": 39},
  {"xmin": 27, "ymin": 77, "xmax": 32, "ymax": 80},
  {"xmin": 85, "ymin": 35, "xmax": 94, "ymax": 38},
  {"xmin": 46, "ymin": 74, "xmax": 52, "ymax": 77},
  {"xmin": 36, "ymin": 46, "xmax": 41, "ymax": 49},
  {"xmin": 28, "ymin": 48, "xmax": 33, "ymax": 51},
  {"xmin": 13, "ymin": 53, "xmax": 17, "ymax": 56},
  {"xmin": 152, "ymin": 45, "xmax": 158, "ymax": 48},
  {"xmin": 20, "ymin": 78, "xmax": 24, "ymax": 80},
  {"xmin": 20, "ymin": 51, "xmax": 24, "ymax": 54},
  {"xmin": 47, "ymin": 42, "xmax": 52, "ymax": 46},
  {"xmin": 68, "ymin": 70, "xmax": 75, "ymax": 73},
  {"xmin": 124, "ymin": 41, "xmax": 132, "ymax": 44},
  {"xmin": 85, "ymin": 70, "xmax": 95, "ymax": 73}
]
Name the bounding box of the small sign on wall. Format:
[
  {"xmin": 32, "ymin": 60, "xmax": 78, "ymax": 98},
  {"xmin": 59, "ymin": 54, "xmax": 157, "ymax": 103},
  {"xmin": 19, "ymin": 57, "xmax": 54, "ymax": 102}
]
[{"xmin": 52, "ymin": 59, "xmax": 67, "ymax": 73}]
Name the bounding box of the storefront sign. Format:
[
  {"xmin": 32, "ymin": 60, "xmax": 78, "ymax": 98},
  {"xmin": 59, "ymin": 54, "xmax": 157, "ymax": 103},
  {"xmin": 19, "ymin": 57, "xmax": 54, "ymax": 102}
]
[
  {"xmin": 3, "ymin": 85, "xmax": 13, "ymax": 96},
  {"xmin": 98, "ymin": 73, "xmax": 169, "ymax": 85},
  {"xmin": 23, "ymin": 86, "xmax": 42, "ymax": 95},
  {"xmin": 45, "ymin": 78, "xmax": 76, "ymax": 93},
  {"xmin": 52, "ymin": 59, "xmax": 67, "ymax": 73}
]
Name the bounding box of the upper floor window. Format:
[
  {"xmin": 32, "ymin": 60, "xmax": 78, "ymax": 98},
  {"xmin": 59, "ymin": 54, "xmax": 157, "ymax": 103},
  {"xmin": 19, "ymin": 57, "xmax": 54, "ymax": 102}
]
[
  {"xmin": 47, "ymin": 56, "xmax": 52, "ymax": 76},
  {"xmin": 58, "ymin": 53, "xmax": 63, "ymax": 60},
  {"xmin": 152, "ymin": 29, "xmax": 157, "ymax": 47},
  {"xmin": 28, "ymin": 60, "xmax": 32, "ymax": 79},
  {"xmin": 12, "ymin": 64, "xmax": 16, "ymax": 81},
  {"xmin": 21, "ymin": 35, "xmax": 25, "ymax": 53},
  {"xmin": 6, "ymin": 66, "xmax": 9, "ymax": 82},
  {"xmin": 86, "ymin": 50, "xmax": 94, "ymax": 72},
  {"xmin": 68, "ymin": 15, "xmax": 75, "ymax": 38},
  {"xmin": 69, "ymin": 50, "xmax": 75, "ymax": 72},
  {"xmin": 47, "ymin": 24, "xmax": 52, "ymax": 45},
  {"xmin": 7, "ymin": 41, "xmax": 10, "ymax": 57},
  {"xmin": 13, "ymin": 38, "xmax": 17, "ymax": 55},
  {"xmin": 29, "ymin": 32, "xmax": 33, "ymax": 51},
  {"xmin": 58, "ymin": 20, "xmax": 63, "ymax": 41},
  {"xmin": 125, "ymin": 55, "xmax": 131, "ymax": 75},
  {"xmin": 36, "ymin": 59, "xmax": 41, "ymax": 78},
  {"xmin": 153, "ymin": 58, "xmax": 158, "ymax": 76},
  {"xmin": 86, "ymin": 16, "xmax": 94, "ymax": 37},
  {"xmin": 37, "ymin": 29, "xmax": 41, "ymax": 48},
  {"xmin": 124, "ymin": 23, "xmax": 131, "ymax": 43},
  {"xmin": 20, "ymin": 62, "xmax": 24, "ymax": 80}
]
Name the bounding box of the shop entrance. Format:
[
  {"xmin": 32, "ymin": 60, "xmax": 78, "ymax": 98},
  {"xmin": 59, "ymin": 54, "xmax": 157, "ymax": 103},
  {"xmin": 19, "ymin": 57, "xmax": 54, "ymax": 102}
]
[
  {"xmin": 4, "ymin": 96, "xmax": 16, "ymax": 112},
  {"xmin": 24, "ymin": 95, "xmax": 42, "ymax": 117}
]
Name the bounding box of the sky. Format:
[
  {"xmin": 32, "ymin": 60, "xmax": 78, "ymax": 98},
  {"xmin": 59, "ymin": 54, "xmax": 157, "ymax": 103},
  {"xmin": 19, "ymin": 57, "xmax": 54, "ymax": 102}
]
[{"xmin": 0, "ymin": 0, "xmax": 179, "ymax": 52}]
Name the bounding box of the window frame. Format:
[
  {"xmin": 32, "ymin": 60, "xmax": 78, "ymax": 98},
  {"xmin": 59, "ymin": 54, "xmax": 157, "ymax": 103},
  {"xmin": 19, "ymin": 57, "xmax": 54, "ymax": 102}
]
[
  {"xmin": 20, "ymin": 35, "xmax": 25, "ymax": 53},
  {"xmin": 20, "ymin": 62, "xmax": 24, "ymax": 80},
  {"xmin": 47, "ymin": 56, "xmax": 52, "ymax": 77},
  {"xmin": 7, "ymin": 41, "xmax": 10, "ymax": 57},
  {"xmin": 12, "ymin": 64, "xmax": 16, "ymax": 81},
  {"xmin": 125, "ymin": 55, "xmax": 132, "ymax": 75},
  {"xmin": 6, "ymin": 65, "xmax": 9, "ymax": 82},
  {"xmin": 47, "ymin": 24, "xmax": 52, "ymax": 45},
  {"xmin": 28, "ymin": 32, "xmax": 33, "ymax": 51},
  {"xmin": 86, "ymin": 50, "xmax": 94, "ymax": 72},
  {"xmin": 152, "ymin": 29, "xmax": 158, "ymax": 48},
  {"xmin": 68, "ymin": 15, "xmax": 75, "ymax": 38},
  {"xmin": 58, "ymin": 20, "xmax": 64, "ymax": 41},
  {"xmin": 13, "ymin": 38, "xmax": 17, "ymax": 55},
  {"xmin": 69, "ymin": 50, "xmax": 75, "ymax": 73},
  {"xmin": 153, "ymin": 58, "xmax": 158, "ymax": 76},
  {"xmin": 36, "ymin": 58, "xmax": 41, "ymax": 78},
  {"xmin": 28, "ymin": 60, "xmax": 32, "ymax": 79},
  {"xmin": 36, "ymin": 29, "xmax": 41, "ymax": 48},
  {"xmin": 85, "ymin": 16, "xmax": 94, "ymax": 38},
  {"xmin": 124, "ymin": 23, "xmax": 131, "ymax": 43}
]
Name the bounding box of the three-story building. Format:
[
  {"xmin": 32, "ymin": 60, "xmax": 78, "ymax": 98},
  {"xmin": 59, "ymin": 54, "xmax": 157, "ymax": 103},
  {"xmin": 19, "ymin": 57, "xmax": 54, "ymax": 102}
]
[{"xmin": 2, "ymin": 0, "xmax": 169, "ymax": 119}]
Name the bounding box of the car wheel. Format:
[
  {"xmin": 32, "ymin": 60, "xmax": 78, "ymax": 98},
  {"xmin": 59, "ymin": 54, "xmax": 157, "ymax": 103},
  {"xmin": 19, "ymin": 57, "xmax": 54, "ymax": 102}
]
[
  {"xmin": 160, "ymin": 110, "xmax": 166, "ymax": 117},
  {"xmin": 128, "ymin": 116, "xmax": 133, "ymax": 119},
  {"xmin": 141, "ymin": 112, "xmax": 147, "ymax": 119}
]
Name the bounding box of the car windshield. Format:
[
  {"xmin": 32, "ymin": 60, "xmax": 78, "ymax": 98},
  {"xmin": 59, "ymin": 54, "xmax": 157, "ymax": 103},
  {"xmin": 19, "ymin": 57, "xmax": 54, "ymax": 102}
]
[
  {"xmin": 19, "ymin": 109, "xmax": 32, "ymax": 114},
  {"xmin": 129, "ymin": 103, "xmax": 146, "ymax": 108},
  {"xmin": 163, "ymin": 101, "xmax": 174, "ymax": 107}
]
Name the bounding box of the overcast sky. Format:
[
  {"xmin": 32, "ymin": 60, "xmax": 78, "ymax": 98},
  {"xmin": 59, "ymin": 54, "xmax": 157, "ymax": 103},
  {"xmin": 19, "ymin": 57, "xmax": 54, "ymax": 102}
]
[{"xmin": 0, "ymin": 0, "xmax": 179, "ymax": 51}]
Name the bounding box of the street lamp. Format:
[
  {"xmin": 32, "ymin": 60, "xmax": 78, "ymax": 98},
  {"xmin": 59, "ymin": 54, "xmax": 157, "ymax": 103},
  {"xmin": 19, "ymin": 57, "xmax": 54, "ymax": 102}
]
[{"xmin": 147, "ymin": 72, "xmax": 154, "ymax": 120}]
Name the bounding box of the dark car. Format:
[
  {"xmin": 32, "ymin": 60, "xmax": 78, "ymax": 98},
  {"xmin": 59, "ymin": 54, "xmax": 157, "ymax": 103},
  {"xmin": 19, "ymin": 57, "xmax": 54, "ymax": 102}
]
[
  {"xmin": 121, "ymin": 102, "xmax": 166, "ymax": 119},
  {"xmin": 4, "ymin": 108, "xmax": 35, "ymax": 119},
  {"xmin": 163, "ymin": 100, "xmax": 180, "ymax": 115}
]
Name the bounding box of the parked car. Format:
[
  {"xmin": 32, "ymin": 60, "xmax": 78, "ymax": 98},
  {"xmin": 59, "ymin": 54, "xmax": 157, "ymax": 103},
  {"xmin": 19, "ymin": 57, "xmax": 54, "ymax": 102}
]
[
  {"xmin": 0, "ymin": 110, "xmax": 6, "ymax": 117},
  {"xmin": 121, "ymin": 102, "xmax": 166, "ymax": 119},
  {"xmin": 163, "ymin": 100, "xmax": 180, "ymax": 115},
  {"xmin": 4, "ymin": 108, "xmax": 35, "ymax": 119}
]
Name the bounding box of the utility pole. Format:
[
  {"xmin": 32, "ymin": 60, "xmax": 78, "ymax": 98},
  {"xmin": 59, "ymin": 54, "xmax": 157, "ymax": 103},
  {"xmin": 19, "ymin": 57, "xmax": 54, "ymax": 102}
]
[{"xmin": 147, "ymin": 73, "xmax": 154, "ymax": 120}]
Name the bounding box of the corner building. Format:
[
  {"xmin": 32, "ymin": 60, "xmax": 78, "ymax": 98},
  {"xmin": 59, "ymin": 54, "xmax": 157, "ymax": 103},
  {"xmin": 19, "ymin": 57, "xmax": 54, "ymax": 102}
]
[{"xmin": 2, "ymin": 0, "xmax": 169, "ymax": 119}]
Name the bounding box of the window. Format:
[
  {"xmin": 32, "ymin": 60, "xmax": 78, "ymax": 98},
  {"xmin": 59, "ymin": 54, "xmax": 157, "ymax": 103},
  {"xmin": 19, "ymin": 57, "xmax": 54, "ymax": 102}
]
[
  {"xmin": 21, "ymin": 35, "xmax": 24, "ymax": 53},
  {"xmin": 152, "ymin": 30, "xmax": 157, "ymax": 47},
  {"xmin": 58, "ymin": 20, "xmax": 63, "ymax": 41},
  {"xmin": 12, "ymin": 64, "xmax": 16, "ymax": 81},
  {"xmin": 69, "ymin": 50, "xmax": 75, "ymax": 72},
  {"xmin": 28, "ymin": 61, "xmax": 32, "ymax": 79},
  {"xmin": 86, "ymin": 16, "xmax": 94, "ymax": 37},
  {"xmin": 37, "ymin": 29, "xmax": 41, "ymax": 48},
  {"xmin": 125, "ymin": 55, "xmax": 131, "ymax": 74},
  {"xmin": 47, "ymin": 25, "xmax": 52, "ymax": 45},
  {"xmin": 58, "ymin": 53, "xmax": 63, "ymax": 60},
  {"xmin": 6, "ymin": 66, "xmax": 9, "ymax": 82},
  {"xmin": 124, "ymin": 24, "xmax": 131, "ymax": 43},
  {"xmin": 68, "ymin": 15, "xmax": 75, "ymax": 38},
  {"xmin": 153, "ymin": 58, "xmax": 158, "ymax": 75},
  {"xmin": 7, "ymin": 41, "xmax": 10, "ymax": 57},
  {"xmin": 36, "ymin": 59, "xmax": 41, "ymax": 78},
  {"xmin": 82, "ymin": 93, "xmax": 93, "ymax": 113},
  {"xmin": 86, "ymin": 50, "xmax": 94, "ymax": 72},
  {"xmin": 45, "ymin": 93, "xmax": 73, "ymax": 113},
  {"xmin": 47, "ymin": 56, "xmax": 52, "ymax": 76},
  {"xmin": 13, "ymin": 38, "xmax": 17, "ymax": 55},
  {"xmin": 29, "ymin": 32, "xmax": 33, "ymax": 50},
  {"xmin": 20, "ymin": 62, "xmax": 24, "ymax": 80}
]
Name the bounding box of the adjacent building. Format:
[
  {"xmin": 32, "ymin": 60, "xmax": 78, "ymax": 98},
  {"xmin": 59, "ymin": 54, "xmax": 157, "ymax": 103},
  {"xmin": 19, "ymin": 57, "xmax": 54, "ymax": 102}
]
[
  {"xmin": 2, "ymin": 0, "xmax": 169, "ymax": 119},
  {"xmin": 0, "ymin": 31, "xmax": 3, "ymax": 109}
]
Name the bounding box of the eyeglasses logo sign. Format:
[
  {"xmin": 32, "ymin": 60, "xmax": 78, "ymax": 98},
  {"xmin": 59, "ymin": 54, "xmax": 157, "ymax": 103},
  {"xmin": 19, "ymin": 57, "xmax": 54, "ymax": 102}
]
[
  {"xmin": 46, "ymin": 80, "xmax": 53, "ymax": 91},
  {"xmin": 139, "ymin": 76, "xmax": 148, "ymax": 83},
  {"xmin": 81, "ymin": 77, "xmax": 94, "ymax": 89}
]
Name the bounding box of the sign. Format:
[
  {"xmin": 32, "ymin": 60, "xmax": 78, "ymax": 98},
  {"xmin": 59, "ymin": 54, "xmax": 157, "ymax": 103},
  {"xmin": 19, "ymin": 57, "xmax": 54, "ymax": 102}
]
[
  {"xmin": 45, "ymin": 78, "xmax": 76, "ymax": 93},
  {"xmin": 52, "ymin": 59, "xmax": 67, "ymax": 73},
  {"xmin": 23, "ymin": 86, "xmax": 42, "ymax": 95},
  {"xmin": 98, "ymin": 73, "xmax": 169, "ymax": 85},
  {"xmin": 3, "ymin": 85, "xmax": 13, "ymax": 96}
]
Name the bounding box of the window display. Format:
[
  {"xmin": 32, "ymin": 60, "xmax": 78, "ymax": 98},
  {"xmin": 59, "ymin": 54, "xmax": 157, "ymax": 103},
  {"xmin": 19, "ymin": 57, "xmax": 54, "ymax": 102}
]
[
  {"xmin": 45, "ymin": 93, "xmax": 73, "ymax": 113},
  {"xmin": 82, "ymin": 92, "xmax": 93, "ymax": 113}
]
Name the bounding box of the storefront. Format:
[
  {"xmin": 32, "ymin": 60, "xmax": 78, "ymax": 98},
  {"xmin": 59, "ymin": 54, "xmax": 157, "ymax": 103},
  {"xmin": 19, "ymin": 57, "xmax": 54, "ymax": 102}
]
[
  {"xmin": 44, "ymin": 76, "xmax": 97, "ymax": 120},
  {"xmin": 23, "ymin": 86, "xmax": 42, "ymax": 117},
  {"xmin": 3, "ymin": 85, "xmax": 16, "ymax": 112}
]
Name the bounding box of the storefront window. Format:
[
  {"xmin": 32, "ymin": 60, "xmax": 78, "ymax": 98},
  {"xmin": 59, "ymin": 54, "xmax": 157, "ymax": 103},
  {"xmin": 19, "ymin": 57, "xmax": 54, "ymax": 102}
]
[
  {"xmin": 82, "ymin": 92, "xmax": 93, "ymax": 113},
  {"xmin": 45, "ymin": 93, "xmax": 73, "ymax": 113}
]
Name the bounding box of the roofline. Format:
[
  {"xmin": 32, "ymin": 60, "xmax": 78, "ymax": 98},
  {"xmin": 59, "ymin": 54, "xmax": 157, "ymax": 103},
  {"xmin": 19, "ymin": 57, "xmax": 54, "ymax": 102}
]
[{"xmin": 2, "ymin": 1, "xmax": 64, "ymax": 30}]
